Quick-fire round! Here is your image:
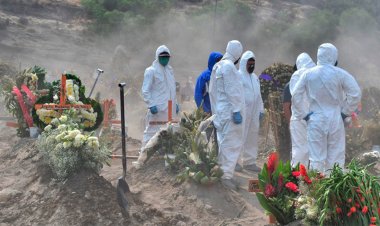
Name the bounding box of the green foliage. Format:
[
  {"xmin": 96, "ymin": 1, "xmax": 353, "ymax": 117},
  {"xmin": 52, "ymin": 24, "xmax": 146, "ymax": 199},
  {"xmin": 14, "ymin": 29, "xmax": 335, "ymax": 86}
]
[
  {"xmin": 284, "ymin": 10, "xmax": 338, "ymax": 54},
  {"xmin": 339, "ymin": 8, "xmax": 377, "ymax": 33},
  {"xmin": 80, "ymin": 0, "xmax": 175, "ymax": 33},
  {"xmin": 316, "ymin": 161, "xmax": 380, "ymax": 225}
]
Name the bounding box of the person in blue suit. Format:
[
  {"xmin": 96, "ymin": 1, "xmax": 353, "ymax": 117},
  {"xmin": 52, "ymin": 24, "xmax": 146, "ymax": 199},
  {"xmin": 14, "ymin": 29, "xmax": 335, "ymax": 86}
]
[{"xmin": 194, "ymin": 52, "xmax": 223, "ymax": 113}]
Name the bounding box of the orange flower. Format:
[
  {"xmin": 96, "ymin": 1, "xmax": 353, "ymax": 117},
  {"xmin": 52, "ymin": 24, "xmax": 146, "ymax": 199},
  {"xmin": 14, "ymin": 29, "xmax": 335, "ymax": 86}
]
[{"xmin": 362, "ymin": 206, "xmax": 368, "ymax": 214}]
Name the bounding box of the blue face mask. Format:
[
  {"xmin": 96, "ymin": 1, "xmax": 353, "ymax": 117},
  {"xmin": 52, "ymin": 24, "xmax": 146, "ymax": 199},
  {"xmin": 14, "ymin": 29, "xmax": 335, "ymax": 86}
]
[{"xmin": 159, "ymin": 56, "xmax": 170, "ymax": 66}]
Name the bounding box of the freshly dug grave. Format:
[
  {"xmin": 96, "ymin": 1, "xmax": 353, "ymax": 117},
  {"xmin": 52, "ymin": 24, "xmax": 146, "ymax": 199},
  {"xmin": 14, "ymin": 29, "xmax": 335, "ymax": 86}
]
[{"xmin": 0, "ymin": 126, "xmax": 268, "ymax": 225}]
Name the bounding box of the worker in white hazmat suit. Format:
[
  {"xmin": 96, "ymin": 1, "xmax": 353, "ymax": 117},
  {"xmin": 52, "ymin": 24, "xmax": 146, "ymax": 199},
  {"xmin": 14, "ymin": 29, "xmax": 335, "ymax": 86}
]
[
  {"xmin": 209, "ymin": 40, "xmax": 244, "ymax": 190},
  {"xmin": 235, "ymin": 50, "xmax": 264, "ymax": 172},
  {"xmin": 289, "ymin": 53, "xmax": 315, "ymax": 166},
  {"xmin": 292, "ymin": 43, "xmax": 361, "ymax": 173},
  {"xmin": 140, "ymin": 45, "xmax": 178, "ymax": 153}
]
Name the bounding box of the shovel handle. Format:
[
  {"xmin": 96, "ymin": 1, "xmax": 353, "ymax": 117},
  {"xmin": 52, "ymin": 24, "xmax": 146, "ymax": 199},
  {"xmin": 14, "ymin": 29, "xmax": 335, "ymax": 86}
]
[{"xmin": 119, "ymin": 82, "xmax": 127, "ymax": 178}]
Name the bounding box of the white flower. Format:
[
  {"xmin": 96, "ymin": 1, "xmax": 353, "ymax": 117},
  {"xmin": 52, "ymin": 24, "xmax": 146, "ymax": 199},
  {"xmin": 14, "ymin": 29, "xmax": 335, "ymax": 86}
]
[
  {"xmin": 44, "ymin": 125, "xmax": 52, "ymax": 132},
  {"xmin": 53, "ymin": 95, "xmax": 58, "ymax": 101},
  {"xmin": 31, "ymin": 73, "xmax": 38, "ymax": 81},
  {"xmin": 68, "ymin": 129, "xmax": 81, "ymax": 139},
  {"xmin": 58, "ymin": 124, "xmax": 67, "ymax": 131},
  {"xmin": 87, "ymin": 136, "xmax": 99, "ymax": 149},
  {"xmin": 63, "ymin": 141, "xmax": 72, "ymax": 149},
  {"xmin": 51, "ymin": 118, "xmax": 59, "ymax": 126},
  {"xmin": 55, "ymin": 133, "xmax": 66, "ymax": 142},
  {"xmin": 59, "ymin": 115, "xmax": 67, "ymax": 123},
  {"xmin": 73, "ymin": 134, "xmax": 85, "ymax": 147},
  {"xmin": 306, "ymin": 205, "xmax": 318, "ymax": 219},
  {"xmin": 68, "ymin": 96, "xmax": 75, "ymax": 102}
]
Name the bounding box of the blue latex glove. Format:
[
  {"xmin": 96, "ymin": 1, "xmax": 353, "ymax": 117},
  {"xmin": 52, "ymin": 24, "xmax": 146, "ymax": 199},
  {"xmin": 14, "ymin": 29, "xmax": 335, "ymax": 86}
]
[
  {"xmin": 150, "ymin": 106, "xmax": 158, "ymax": 114},
  {"xmin": 303, "ymin": 112, "xmax": 314, "ymax": 122},
  {"xmin": 341, "ymin": 112, "xmax": 348, "ymax": 120},
  {"xmin": 233, "ymin": 112, "xmax": 242, "ymax": 124},
  {"xmin": 176, "ymin": 104, "xmax": 180, "ymax": 114},
  {"xmin": 259, "ymin": 112, "xmax": 265, "ymax": 121}
]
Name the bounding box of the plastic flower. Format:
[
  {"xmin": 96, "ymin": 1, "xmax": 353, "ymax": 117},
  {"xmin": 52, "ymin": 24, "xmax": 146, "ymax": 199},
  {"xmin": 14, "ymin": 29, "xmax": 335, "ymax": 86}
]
[
  {"xmin": 59, "ymin": 115, "xmax": 68, "ymax": 123},
  {"xmin": 336, "ymin": 207, "xmax": 342, "ymax": 214},
  {"xmin": 371, "ymin": 217, "xmax": 376, "ymax": 223},
  {"xmin": 51, "ymin": 118, "xmax": 59, "ymax": 126},
  {"xmin": 300, "ymin": 164, "xmax": 307, "ymax": 176},
  {"xmin": 73, "ymin": 134, "xmax": 85, "ymax": 147},
  {"xmin": 87, "ymin": 136, "xmax": 99, "ymax": 149},
  {"xmin": 350, "ymin": 206, "xmax": 356, "ymax": 213},
  {"xmin": 362, "ymin": 206, "xmax": 368, "ymax": 214},
  {"xmin": 264, "ymin": 184, "xmax": 276, "ymax": 197},
  {"xmin": 304, "ymin": 175, "xmax": 312, "ymax": 184},
  {"xmin": 44, "ymin": 125, "xmax": 52, "ymax": 132},
  {"xmin": 58, "ymin": 124, "xmax": 67, "ymax": 131},
  {"xmin": 306, "ymin": 205, "xmax": 318, "ymax": 219},
  {"xmin": 292, "ymin": 171, "xmax": 301, "ymax": 177},
  {"xmin": 55, "ymin": 133, "xmax": 66, "ymax": 142},
  {"xmin": 63, "ymin": 141, "xmax": 72, "ymax": 149},
  {"xmin": 267, "ymin": 152, "xmax": 279, "ymax": 174},
  {"xmin": 53, "ymin": 94, "xmax": 58, "ymax": 101},
  {"xmin": 68, "ymin": 129, "xmax": 81, "ymax": 139},
  {"xmin": 285, "ymin": 182, "xmax": 298, "ymax": 193}
]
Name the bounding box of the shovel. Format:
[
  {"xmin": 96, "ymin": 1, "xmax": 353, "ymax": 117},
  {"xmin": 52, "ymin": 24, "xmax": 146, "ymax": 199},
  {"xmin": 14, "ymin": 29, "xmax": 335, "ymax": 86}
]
[
  {"xmin": 116, "ymin": 82, "xmax": 130, "ymax": 213},
  {"xmin": 88, "ymin": 68, "xmax": 104, "ymax": 98}
]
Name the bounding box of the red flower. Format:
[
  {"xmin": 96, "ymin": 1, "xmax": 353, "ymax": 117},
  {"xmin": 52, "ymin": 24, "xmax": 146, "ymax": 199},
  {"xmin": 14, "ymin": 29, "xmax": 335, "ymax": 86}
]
[
  {"xmin": 267, "ymin": 152, "xmax": 279, "ymax": 174},
  {"xmin": 285, "ymin": 182, "xmax": 298, "ymax": 193},
  {"xmin": 304, "ymin": 175, "xmax": 312, "ymax": 184},
  {"xmin": 292, "ymin": 171, "xmax": 301, "ymax": 177},
  {"xmin": 336, "ymin": 207, "xmax": 342, "ymax": 214},
  {"xmin": 362, "ymin": 206, "xmax": 368, "ymax": 214},
  {"xmin": 369, "ymin": 224, "xmax": 376, "ymax": 226},
  {"xmin": 355, "ymin": 202, "xmax": 361, "ymax": 208},
  {"xmin": 348, "ymin": 198, "xmax": 352, "ymax": 203},
  {"xmin": 264, "ymin": 184, "xmax": 276, "ymax": 198},
  {"xmin": 350, "ymin": 207, "xmax": 357, "ymax": 213},
  {"xmin": 347, "ymin": 212, "xmax": 352, "ymax": 217},
  {"xmin": 278, "ymin": 173, "xmax": 284, "ymax": 190},
  {"xmin": 371, "ymin": 217, "xmax": 377, "ymax": 223},
  {"xmin": 300, "ymin": 164, "xmax": 307, "ymax": 176}
]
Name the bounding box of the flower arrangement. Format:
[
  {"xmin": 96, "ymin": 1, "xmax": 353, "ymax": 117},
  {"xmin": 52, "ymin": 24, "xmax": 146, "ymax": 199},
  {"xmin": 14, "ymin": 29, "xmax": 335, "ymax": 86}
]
[
  {"xmin": 256, "ymin": 152, "xmax": 313, "ymax": 225},
  {"xmin": 32, "ymin": 73, "xmax": 103, "ymax": 131},
  {"xmin": 37, "ymin": 110, "xmax": 111, "ymax": 180}
]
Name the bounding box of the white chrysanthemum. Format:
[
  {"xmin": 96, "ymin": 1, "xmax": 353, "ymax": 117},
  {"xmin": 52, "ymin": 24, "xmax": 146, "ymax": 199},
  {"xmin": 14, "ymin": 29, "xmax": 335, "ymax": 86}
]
[
  {"xmin": 87, "ymin": 136, "xmax": 99, "ymax": 149},
  {"xmin": 68, "ymin": 129, "xmax": 81, "ymax": 139},
  {"xmin": 53, "ymin": 94, "xmax": 58, "ymax": 101},
  {"xmin": 58, "ymin": 124, "xmax": 67, "ymax": 131},
  {"xmin": 55, "ymin": 133, "xmax": 66, "ymax": 142},
  {"xmin": 73, "ymin": 134, "xmax": 85, "ymax": 147},
  {"xmin": 59, "ymin": 115, "xmax": 68, "ymax": 123},
  {"xmin": 306, "ymin": 205, "xmax": 318, "ymax": 219},
  {"xmin": 51, "ymin": 118, "xmax": 59, "ymax": 126},
  {"xmin": 63, "ymin": 141, "xmax": 72, "ymax": 149},
  {"xmin": 44, "ymin": 125, "xmax": 52, "ymax": 132}
]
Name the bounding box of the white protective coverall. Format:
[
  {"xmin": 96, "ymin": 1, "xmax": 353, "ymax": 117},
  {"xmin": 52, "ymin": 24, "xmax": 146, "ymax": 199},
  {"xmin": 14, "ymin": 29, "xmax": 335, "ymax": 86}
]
[
  {"xmin": 289, "ymin": 53, "xmax": 315, "ymax": 166},
  {"xmin": 141, "ymin": 45, "xmax": 177, "ymax": 151},
  {"xmin": 292, "ymin": 43, "xmax": 361, "ymax": 173},
  {"xmin": 209, "ymin": 40, "xmax": 244, "ymax": 179},
  {"xmin": 238, "ymin": 51, "xmax": 264, "ymax": 166}
]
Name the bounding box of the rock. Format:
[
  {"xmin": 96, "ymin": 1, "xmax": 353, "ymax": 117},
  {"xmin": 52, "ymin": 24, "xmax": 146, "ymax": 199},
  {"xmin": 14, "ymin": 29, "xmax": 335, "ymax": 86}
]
[
  {"xmin": 204, "ymin": 204, "xmax": 212, "ymax": 210},
  {"xmin": 85, "ymin": 191, "xmax": 91, "ymax": 200},
  {"xmin": 176, "ymin": 221, "xmax": 187, "ymax": 226},
  {"xmin": 0, "ymin": 188, "xmax": 22, "ymax": 202}
]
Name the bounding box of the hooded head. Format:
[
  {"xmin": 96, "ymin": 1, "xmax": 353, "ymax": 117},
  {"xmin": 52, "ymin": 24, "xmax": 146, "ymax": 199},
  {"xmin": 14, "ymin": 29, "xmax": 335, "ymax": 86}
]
[
  {"xmin": 317, "ymin": 43, "xmax": 338, "ymax": 66},
  {"xmin": 296, "ymin": 52, "xmax": 315, "ymax": 70},
  {"xmin": 208, "ymin": 52, "xmax": 223, "ymax": 71},
  {"xmin": 223, "ymin": 40, "xmax": 243, "ymax": 63},
  {"xmin": 154, "ymin": 45, "xmax": 171, "ymax": 66},
  {"xmin": 239, "ymin": 51, "xmax": 256, "ymax": 74}
]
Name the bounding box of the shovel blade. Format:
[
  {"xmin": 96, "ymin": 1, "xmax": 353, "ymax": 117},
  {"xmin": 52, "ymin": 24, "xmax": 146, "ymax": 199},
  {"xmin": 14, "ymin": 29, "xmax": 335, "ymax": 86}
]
[{"xmin": 116, "ymin": 177, "xmax": 130, "ymax": 210}]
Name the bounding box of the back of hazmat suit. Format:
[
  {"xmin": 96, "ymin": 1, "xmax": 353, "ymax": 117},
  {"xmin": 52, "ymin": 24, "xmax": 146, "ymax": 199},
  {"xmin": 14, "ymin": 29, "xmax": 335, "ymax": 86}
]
[
  {"xmin": 209, "ymin": 40, "xmax": 244, "ymax": 179},
  {"xmin": 238, "ymin": 51, "xmax": 264, "ymax": 167},
  {"xmin": 289, "ymin": 53, "xmax": 315, "ymax": 166},
  {"xmin": 141, "ymin": 45, "xmax": 177, "ymax": 152},
  {"xmin": 292, "ymin": 43, "xmax": 361, "ymax": 173}
]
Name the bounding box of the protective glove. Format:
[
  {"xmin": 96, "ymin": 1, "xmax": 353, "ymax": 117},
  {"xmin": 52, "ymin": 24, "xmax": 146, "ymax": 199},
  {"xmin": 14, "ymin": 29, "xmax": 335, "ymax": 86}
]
[
  {"xmin": 303, "ymin": 112, "xmax": 314, "ymax": 122},
  {"xmin": 259, "ymin": 112, "xmax": 265, "ymax": 121},
  {"xmin": 149, "ymin": 106, "xmax": 158, "ymax": 114},
  {"xmin": 232, "ymin": 112, "xmax": 242, "ymax": 124},
  {"xmin": 176, "ymin": 104, "xmax": 180, "ymax": 114},
  {"xmin": 341, "ymin": 112, "xmax": 348, "ymax": 120}
]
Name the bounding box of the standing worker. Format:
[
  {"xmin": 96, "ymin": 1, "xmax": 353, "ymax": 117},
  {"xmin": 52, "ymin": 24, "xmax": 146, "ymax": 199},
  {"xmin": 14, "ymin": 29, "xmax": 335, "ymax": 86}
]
[
  {"xmin": 209, "ymin": 40, "xmax": 244, "ymax": 190},
  {"xmin": 141, "ymin": 45, "xmax": 179, "ymax": 152},
  {"xmin": 289, "ymin": 53, "xmax": 315, "ymax": 166},
  {"xmin": 194, "ymin": 52, "xmax": 223, "ymax": 113},
  {"xmin": 292, "ymin": 43, "xmax": 361, "ymax": 173},
  {"xmin": 236, "ymin": 50, "xmax": 264, "ymax": 172}
]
